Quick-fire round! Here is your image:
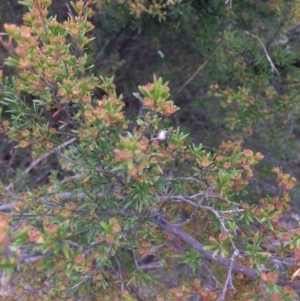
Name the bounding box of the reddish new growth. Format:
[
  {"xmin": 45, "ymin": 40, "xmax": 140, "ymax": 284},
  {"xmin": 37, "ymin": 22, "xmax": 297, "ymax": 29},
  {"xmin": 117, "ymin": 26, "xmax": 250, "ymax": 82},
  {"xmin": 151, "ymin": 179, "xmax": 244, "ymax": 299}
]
[
  {"xmin": 46, "ymin": 224, "xmax": 58, "ymax": 233},
  {"xmin": 94, "ymin": 96, "xmax": 125, "ymax": 124},
  {"xmin": 139, "ymin": 82, "xmax": 179, "ymax": 117},
  {"xmin": 261, "ymin": 271, "xmax": 278, "ymax": 284},
  {"xmin": 272, "ymin": 167, "xmax": 297, "ymax": 190},
  {"xmin": 113, "ymin": 149, "xmax": 134, "ymax": 164},
  {"xmin": 1, "ymin": 0, "xmax": 97, "ymax": 112},
  {"xmin": 74, "ymin": 254, "xmax": 85, "ymax": 265},
  {"xmin": 28, "ymin": 227, "xmax": 42, "ymax": 243},
  {"xmin": 109, "ymin": 218, "xmax": 121, "ymax": 233},
  {"xmin": 0, "ymin": 218, "xmax": 9, "ymax": 248}
]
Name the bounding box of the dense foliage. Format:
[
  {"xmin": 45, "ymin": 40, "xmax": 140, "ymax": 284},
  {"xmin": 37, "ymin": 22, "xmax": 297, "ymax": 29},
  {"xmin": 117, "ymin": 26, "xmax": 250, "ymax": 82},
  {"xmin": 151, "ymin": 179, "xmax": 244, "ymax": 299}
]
[{"xmin": 1, "ymin": 0, "xmax": 300, "ymax": 300}]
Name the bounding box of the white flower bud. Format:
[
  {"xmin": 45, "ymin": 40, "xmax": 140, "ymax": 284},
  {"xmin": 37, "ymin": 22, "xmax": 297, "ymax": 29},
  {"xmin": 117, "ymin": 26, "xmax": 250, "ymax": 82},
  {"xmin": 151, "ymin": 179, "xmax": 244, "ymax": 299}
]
[
  {"xmin": 157, "ymin": 130, "xmax": 168, "ymax": 141},
  {"xmin": 150, "ymin": 130, "xmax": 170, "ymax": 141}
]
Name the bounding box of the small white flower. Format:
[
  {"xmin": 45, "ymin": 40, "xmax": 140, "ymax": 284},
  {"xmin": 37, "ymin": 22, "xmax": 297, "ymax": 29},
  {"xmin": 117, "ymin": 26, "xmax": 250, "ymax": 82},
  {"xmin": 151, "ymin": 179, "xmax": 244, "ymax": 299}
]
[{"xmin": 150, "ymin": 130, "xmax": 170, "ymax": 141}]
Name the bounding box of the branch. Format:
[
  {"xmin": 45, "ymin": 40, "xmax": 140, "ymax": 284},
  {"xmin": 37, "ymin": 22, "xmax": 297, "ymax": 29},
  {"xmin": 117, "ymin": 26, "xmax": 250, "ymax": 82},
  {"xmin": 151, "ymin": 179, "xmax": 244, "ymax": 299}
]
[
  {"xmin": 0, "ymin": 202, "xmax": 17, "ymax": 211},
  {"xmin": 245, "ymin": 31, "xmax": 279, "ymax": 76},
  {"xmin": 20, "ymin": 252, "xmax": 52, "ymax": 263},
  {"xmin": 160, "ymin": 195, "xmax": 242, "ymax": 236},
  {"xmin": 225, "ymin": 0, "xmax": 232, "ymax": 9},
  {"xmin": 57, "ymin": 151, "xmax": 126, "ymax": 187},
  {"xmin": 217, "ymin": 250, "xmax": 238, "ymax": 301},
  {"xmin": 201, "ymin": 259, "xmax": 222, "ymax": 288},
  {"xmin": 65, "ymin": 271, "xmax": 92, "ymax": 293},
  {"xmin": 155, "ymin": 212, "xmax": 300, "ymax": 294},
  {"xmin": 114, "ymin": 254, "xmax": 125, "ymax": 293},
  {"xmin": 5, "ymin": 138, "xmax": 76, "ymax": 191}
]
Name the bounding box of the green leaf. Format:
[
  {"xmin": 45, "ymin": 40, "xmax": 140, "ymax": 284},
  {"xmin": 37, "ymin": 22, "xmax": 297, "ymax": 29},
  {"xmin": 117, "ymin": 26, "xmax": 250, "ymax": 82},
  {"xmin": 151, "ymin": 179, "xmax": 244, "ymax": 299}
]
[
  {"xmin": 203, "ymin": 245, "xmax": 217, "ymax": 251},
  {"xmin": 213, "ymin": 249, "xmax": 220, "ymax": 257},
  {"xmin": 18, "ymin": 0, "xmax": 34, "ymax": 7},
  {"xmin": 62, "ymin": 242, "xmax": 70, "ymax": 259},
  {"xmin": 33, "ymin": 99, "xmax": 48, "ymax": 106}
]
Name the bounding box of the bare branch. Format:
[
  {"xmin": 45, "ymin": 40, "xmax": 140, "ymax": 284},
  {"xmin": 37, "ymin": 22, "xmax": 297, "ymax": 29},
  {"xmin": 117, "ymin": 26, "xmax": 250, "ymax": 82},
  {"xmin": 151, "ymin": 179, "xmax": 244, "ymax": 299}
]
[
  {"xmin": 217, "ymin": 250, "xmax": 238, "ymax": 301},
  {"xmin": 155, "ymin": 212, "xmax": 300, "ymax": 293},
  {"xmin": 114, "ymin": 254, "xmax": 125, "ymax": 293},
  {"xmin": 5, "ymin": 138, "xmax": 76, "ymax": 191},
  {"xmin": 225, "ymin": 0, "xmax": 233, "ymax": 9},
  {"xmin": 245, "ymin": 31, "xmax": 279, "ymax": 75}
]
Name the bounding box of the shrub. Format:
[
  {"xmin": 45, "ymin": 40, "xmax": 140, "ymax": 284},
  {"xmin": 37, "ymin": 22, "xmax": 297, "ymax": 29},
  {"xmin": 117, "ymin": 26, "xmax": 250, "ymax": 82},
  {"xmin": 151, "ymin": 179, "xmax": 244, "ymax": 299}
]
[{"xmin": 0, "ymin": 1, "xmax": 300, "ymax": 300}]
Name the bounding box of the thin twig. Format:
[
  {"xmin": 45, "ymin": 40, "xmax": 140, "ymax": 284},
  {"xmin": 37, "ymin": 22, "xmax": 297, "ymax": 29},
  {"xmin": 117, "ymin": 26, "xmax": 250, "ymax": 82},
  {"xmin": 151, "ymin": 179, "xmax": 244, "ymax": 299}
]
[
  {"xmin": 177, "ymin": 59, "xmax": 209, "ymax": 94},
  {"xmin": 160, "ymin": 195, "xmax": 240, "ymax": 251},
  {"xmin": 0, "ymin": 202, "xmax": 17, "ymax": 211},
  {"xmin": 114, "ymin": 254, "xmax": 125, "ymax": 293},
  {"xmin": 171, "ymin": 177, "xmax": 205, "ymax": 184},
  {"xmin": 217, "ymin": 250, "xmax": 239, "ymax": 301},
  {"xmin": 5, "ymin": 138, "xmax": 76, "ymax": 191},
  {"xmin": 132, "ymin": 246, "xmax": 139, "ymax": 269},
  {"xmin": 225, "ymin": 0, "xmax": 233, "ymax": 9},
  {"xmin": 201, "ymin": 259, "xmax": 222, "ymax": 288},
  {"xmin": 21, "ymin": 252, "xmax": 52, "ymax": 263},
  {"xmin": 175, "ymin": 186, "xmax": 213, "ymax": 227},
  {"xmin": 65, "ymin": 271, "xmax": 92, "ymax": 293},
  {"xmin": 57, "ymin": 151, "xmax": 126, "ymax": 187},
  {"xmin": 25, "ymin": 138, "xmax": 76, "ymax": 174},
  {"xmin": 245, "ymin": 31, "xmax": 279, "ymax": 76},
  {"xmin": 11, "ymin": 213, "xmax": 54, "ymax": 217},
  {"xmin": 177, "ymin": 45, "xmax": 221, "ymax": 93}
]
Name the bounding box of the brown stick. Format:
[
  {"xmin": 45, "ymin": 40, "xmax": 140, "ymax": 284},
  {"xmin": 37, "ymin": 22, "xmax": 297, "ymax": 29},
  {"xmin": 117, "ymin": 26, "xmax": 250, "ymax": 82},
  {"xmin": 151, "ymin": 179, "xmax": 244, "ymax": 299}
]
[{"xmin": 157, "ymin": 216, "xmax": 300, "ymax": 294}]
